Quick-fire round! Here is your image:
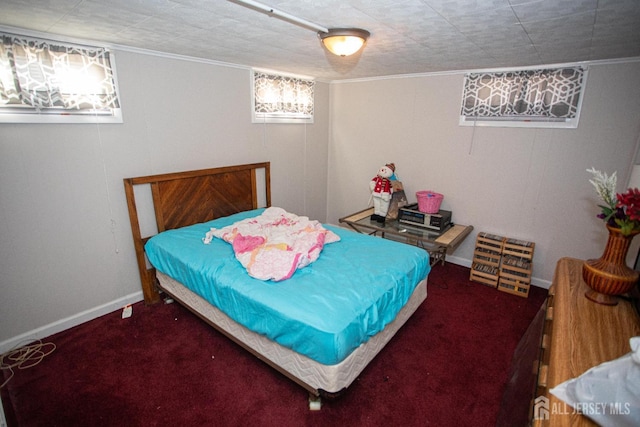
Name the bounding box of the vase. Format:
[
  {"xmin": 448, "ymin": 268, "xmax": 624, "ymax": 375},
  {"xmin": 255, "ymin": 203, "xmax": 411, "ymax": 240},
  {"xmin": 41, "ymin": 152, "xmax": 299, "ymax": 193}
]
[{"xmin": 582, "ymin": 224, "xmax": 640, "ymax": 306}]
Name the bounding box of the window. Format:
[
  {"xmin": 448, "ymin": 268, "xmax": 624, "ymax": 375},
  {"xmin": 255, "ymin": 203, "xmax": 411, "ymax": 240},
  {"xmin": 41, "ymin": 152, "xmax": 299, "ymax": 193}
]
[
  {"xmin": 0, "ymin": 32, "xmax": 121, "ymax": 123},
  {"xmin": 460, "ymin": 67, "xmax": 586, "ymax": 128},
  {"xmin": 252, "ymin": 70, "xmax": 314, "ymax": 124}
]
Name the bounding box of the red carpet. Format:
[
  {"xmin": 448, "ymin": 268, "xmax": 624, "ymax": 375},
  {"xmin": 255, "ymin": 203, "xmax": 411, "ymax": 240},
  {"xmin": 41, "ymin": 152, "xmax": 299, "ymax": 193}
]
[{"xmin": 1, "ymin": 263, "xmax": 546, "ymax": 426}]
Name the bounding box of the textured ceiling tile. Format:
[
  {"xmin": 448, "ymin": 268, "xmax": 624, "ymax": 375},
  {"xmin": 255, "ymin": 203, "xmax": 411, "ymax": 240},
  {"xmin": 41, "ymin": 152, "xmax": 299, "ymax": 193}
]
[
  {"xmin": 351, "ymin": 0, "xmax": 442, "ymax": 27},
  {"xmin": 425, "ymin": 36, "xmax": 482, "ymax": 55},
  {"xmin": 511, "ymin": 0, "xmax": 598, "ymax": 23},
  {"xmin": 590, "ymin": 42, "xmax": 640, "ymax": 60},
  {"xmin": 132, "ymin": 15, "xmax": 209, "ymax": 39},
  {"xmin": 592, "ymin": 30, "xmax": 637, "ymax": 47},
  {"xmin": 539, "ymin": 46, "xmax": 593, "ymax": 64},
  {"xmin": 79, "ymin": 0, "xmax": 153, "ymax": 24},
  {"xmin": 461, "ymin": 23, "xmax": 531, "ymax": 46},
  {"xmin": 482, "ymin": 42, "xmax": 540, "ymax": 59},
  {"xmin": 592, "ymin": 31, "xmax": 640, "ymax": 47},
  {"xmin": 3, "ymin": 0, "xmax": 82, "ymax": 12},
  {"xmin": 522, "ymin": 11, "xmax": 596, "ymax": 44},
  {"xmin": 0, "ymin": 0, "xmax": 80, "ymax": 32},
  {"xmin": 152, "ymin": 4, "xmax": 237, "ymax": 31},
  {"xmin": 598, "ymin": 0, "xmax": 640, "ymax": 12},
  {"xmin": 594, "ymin": 5, "xmax": 640, "ymax": 33},
  {"xmin": 114, "ymin": 27, "xmax": 174, "ymax": 48},
  {"xmin": 269, "ymin": 0, "xmax": 368, "ymax": 26},
  {"xmin": 443, "ymin": 6, "xmax": 520, "ymax": 34},
  {"xmin": 94, "ymin": 0, "xmax": 180, "ymax": 16},
  {"xmin": 423, "ymin": 0, "xmax": 513, "ymax": 19},
  {"xmin": 0, "ymin": 0, "xmax": 638, "ymax": 80}
]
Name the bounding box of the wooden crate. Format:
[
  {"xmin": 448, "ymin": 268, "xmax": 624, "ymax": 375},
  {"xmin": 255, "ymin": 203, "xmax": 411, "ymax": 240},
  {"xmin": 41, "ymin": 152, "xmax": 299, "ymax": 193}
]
[
  {"xmin": 473, "ymin": 246, "xmax": 501, "ymax": 267},
  {"xmin": 498, "ymin": 237, "xmax": 535, "ymax": 298},
  {"xmin": 470, "ymin": 232, "xmax": 535, "ymax": 294},
  {"xmin": 500, "ymin": 255, "xmax": 532, "ymax": 283},
  {"xmin": 502, "ymin": 238, "xmax": 535, "ymax": 260},
  {"xmin": 498, "ymin": 276, "xmax": 530, "ymax": 297},
  {"xmin": 476, "ymin": 232, "xmax": 505, "ymax": 254},
  {"xmin": 470, "ymin": 232, "xmax": 504, "ymax": 288},
  {"xmin": 470, "ymin": 262, "xmax": 500, "ymax": 288}
]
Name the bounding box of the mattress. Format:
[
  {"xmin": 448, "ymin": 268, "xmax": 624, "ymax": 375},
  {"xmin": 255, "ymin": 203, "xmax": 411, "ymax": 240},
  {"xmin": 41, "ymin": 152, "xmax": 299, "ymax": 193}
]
[{"xmin": 145, "ymin": 209, "xmax": 431, "ymax": 365}]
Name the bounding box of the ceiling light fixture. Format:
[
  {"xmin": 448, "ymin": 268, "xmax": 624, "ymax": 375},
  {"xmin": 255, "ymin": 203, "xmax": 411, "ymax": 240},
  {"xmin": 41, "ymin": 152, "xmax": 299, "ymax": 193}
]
[
  {"xmin": 318, "ymin": 28, "xmax": 370, "ymax": 57},
  {"xmin": 231, "ymin": 0, "xmax": 370, "ymax": 57}
]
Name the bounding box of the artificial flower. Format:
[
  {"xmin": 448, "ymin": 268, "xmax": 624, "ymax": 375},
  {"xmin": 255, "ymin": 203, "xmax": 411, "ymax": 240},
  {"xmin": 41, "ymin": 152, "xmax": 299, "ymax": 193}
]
[{"xmin": 587, "ymin": 168, "xmax": 640, "ymax": 236}]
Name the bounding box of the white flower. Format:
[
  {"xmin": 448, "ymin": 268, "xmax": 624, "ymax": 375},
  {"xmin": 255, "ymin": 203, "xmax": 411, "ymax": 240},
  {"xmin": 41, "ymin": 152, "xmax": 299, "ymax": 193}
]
[{"xmin": 587, "ymin": 167, "xmax": 617, "ymax": 209}]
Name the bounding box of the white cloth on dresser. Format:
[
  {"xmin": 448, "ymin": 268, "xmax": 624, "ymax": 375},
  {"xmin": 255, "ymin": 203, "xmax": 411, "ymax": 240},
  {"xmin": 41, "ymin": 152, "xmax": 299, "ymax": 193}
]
[{"xmin": 550, "ymin": 336, "xmax": 640, "ymax": 427}]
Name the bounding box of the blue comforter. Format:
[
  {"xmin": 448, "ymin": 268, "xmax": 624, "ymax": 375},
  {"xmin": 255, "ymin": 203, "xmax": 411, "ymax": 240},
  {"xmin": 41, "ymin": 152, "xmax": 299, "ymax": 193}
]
[{"xmin": 145, "ymin": 209, "xmax": 431, "ymax": 365}]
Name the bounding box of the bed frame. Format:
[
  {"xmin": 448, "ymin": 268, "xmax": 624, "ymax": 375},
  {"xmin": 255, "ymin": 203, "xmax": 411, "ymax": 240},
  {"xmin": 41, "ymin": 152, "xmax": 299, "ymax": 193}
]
[
  {"xmin": 124, "ymin": 162, "xmax": 271, "ymax": 304},
  {"xmin": 123, "ymin": 162, "xmax": 427, "ymax": 409}
]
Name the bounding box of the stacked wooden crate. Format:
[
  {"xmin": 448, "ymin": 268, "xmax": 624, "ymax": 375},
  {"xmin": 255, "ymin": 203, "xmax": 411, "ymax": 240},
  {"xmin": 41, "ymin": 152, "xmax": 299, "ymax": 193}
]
[
  {"xmin": 470, "ymin": 233, "xmax": 536, "ymax": 297},
  {"xmin": 469, "ymin": 232, "xmax": 504, "ymax": 288},
  {"xmin": 498, "ymin": 238, "xmax": 535, "ymax": 297}
]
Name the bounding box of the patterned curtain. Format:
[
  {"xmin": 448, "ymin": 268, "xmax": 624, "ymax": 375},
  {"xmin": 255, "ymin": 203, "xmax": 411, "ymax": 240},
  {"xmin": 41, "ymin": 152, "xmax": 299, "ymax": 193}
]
[
  {"xmin": 254, "ymin": 71, "xmax": 314, "ymax": 117},
  {"xmin": 461, "ymin": 67, "xmax": 585, "ymax": 119},
  {"xmin": 0, "ymin": 33, "xmax": 119, "ymax": 111}
]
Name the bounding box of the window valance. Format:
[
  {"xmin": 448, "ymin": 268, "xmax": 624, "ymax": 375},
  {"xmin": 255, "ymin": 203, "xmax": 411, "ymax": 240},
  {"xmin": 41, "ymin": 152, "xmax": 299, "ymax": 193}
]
[
  {"xmin": 460, "ymin": 67, "xmax": 586, "ymax": 128},
  {"xmin": 0, "ymin": 32, "xmax": 121, "ymax": 122},
  {"xmin": 252, "ymin": 71, "xmax": 314, "ymax": 123}
]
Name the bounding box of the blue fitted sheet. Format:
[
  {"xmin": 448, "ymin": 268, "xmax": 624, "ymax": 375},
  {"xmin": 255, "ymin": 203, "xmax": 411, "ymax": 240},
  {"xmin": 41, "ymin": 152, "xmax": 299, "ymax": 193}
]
[{"xmin": 144, "ymin": 209, "xmax": 431, "ymax": 365}]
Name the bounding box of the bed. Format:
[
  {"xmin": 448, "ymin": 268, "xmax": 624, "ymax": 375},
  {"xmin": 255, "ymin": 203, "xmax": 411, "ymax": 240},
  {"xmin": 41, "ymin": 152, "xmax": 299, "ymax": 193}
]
[{"xmin": 124, "ymin": 162, "xmax": 431, "ymax": 409}]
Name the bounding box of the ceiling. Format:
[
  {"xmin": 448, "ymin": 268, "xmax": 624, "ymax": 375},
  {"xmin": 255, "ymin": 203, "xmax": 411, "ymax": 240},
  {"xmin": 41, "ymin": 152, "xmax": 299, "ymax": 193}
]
[{"xmin": 1, "ymin": 0, "xmax": 639, "ymax": 81}]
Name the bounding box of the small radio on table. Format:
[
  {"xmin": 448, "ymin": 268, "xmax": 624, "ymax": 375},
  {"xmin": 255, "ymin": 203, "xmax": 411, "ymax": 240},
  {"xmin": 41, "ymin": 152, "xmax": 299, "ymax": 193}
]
[{"xmin": 398, "ymin": 203, "xmax": 452, "ymax": 231}]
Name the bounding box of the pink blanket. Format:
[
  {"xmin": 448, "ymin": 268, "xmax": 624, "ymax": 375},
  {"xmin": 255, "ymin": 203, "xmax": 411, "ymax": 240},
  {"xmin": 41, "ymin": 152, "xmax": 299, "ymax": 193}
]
[{"xmin": 203, "ymin": 208, "xmax": 340, "ymax": 281}]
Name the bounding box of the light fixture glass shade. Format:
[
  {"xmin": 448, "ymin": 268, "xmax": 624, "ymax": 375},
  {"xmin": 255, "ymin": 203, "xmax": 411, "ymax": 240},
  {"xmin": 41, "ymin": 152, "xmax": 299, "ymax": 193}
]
[{"xmin": 319, "ymin": 28, "xmax": 370, "ymax": 57}]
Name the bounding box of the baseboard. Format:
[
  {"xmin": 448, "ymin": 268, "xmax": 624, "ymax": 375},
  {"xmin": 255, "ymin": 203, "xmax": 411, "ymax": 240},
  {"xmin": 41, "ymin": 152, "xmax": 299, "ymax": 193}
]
[{"xmin": 0, "ymin": 291, "xmax": 144, "ymax": 355}]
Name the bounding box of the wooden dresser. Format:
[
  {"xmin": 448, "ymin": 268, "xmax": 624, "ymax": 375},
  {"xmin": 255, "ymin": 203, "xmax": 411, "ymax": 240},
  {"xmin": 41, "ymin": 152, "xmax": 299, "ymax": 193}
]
[{"xmin": 534, "ymin": 257, "xmax": 640, "ymax": 426}]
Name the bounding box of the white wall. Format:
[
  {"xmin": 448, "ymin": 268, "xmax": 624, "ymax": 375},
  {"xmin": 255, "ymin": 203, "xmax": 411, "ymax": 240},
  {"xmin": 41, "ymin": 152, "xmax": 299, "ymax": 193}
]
[
  {"xmin": 0, "ymin": 50, "xmax": 330, "ymax": 349},
  {"xmin": 327, "ymin": 61, "xmax": 640, "ymax": 286},
  {"xmin": 2, "ymin": 50, "xmax": 639, "ymax": 350}
]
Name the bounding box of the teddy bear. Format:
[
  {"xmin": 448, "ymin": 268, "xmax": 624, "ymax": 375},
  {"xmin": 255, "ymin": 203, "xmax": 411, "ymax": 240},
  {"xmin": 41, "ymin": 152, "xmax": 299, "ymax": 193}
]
[{"xmin": 369, "ymin": 163, "xmax": 396, "ymax": 223}]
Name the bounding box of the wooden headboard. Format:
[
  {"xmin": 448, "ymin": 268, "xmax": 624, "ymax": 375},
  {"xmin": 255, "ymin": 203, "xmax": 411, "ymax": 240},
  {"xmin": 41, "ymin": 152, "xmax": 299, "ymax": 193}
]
[{"xmin": 124, "ymin": 162, "xmax": 271, "ymax": 304}]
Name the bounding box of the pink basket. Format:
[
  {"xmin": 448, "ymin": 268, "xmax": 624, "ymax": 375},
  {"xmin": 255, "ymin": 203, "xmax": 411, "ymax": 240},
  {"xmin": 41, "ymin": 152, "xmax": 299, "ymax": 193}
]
[{"xmin": 416, "ymin": 191, "xmax": 443, "ymax": 214}]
